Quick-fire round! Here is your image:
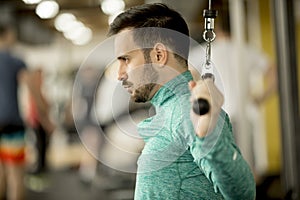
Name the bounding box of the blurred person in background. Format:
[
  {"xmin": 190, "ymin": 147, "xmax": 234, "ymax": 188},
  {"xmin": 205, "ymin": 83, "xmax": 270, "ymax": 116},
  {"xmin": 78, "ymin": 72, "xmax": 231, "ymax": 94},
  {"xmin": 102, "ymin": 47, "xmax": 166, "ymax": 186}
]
[
  {"xmin": 24, "ymin": 68, "xmax": 54, "ymax": 175},
  {"xmin": 108, "ymin": 3, "xmax": 255, "ymax": 199},
  {"xmin": 73, "ymin": 66, "xmax": 101, "ymax": 186},
  {"xmin": 0, "ymin": 23, "xmax": 26, "ymax": 200},
  {"xmin": 0, "ymin": 22, "xmax": 55, "ymax": 200}
]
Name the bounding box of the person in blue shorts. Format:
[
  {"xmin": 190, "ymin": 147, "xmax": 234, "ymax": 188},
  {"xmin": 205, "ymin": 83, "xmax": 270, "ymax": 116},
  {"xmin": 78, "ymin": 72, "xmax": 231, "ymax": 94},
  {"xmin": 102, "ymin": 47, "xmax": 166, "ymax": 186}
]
[{"xmin": 0, "ymin": 23, "xmax": 27, "ymax": 200}]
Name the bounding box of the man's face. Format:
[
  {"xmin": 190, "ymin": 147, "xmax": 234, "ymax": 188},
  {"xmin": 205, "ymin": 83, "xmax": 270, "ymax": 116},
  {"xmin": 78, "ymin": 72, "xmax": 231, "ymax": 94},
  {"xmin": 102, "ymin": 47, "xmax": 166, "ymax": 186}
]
[{"xmin": 115, "ymin": 30, "xmax": 158, "ymax": 103}]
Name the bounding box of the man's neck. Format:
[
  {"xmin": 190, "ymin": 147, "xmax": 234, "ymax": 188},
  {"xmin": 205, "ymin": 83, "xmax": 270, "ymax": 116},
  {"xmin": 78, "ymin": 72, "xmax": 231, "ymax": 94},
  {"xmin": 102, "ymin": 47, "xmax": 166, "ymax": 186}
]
[
  {"xmin": 149, "ymin": 67, "xmax": 188, "ymax": 100},
  {"xmin": 157, "ymin": 65, "xmax": 187, "ymax": 84}
]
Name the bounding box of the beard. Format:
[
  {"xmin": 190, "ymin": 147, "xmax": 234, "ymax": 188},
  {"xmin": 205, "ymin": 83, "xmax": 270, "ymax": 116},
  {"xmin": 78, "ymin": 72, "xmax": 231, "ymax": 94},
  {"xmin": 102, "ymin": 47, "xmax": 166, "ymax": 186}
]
[
  {"xmin": 132, "ymin": 82, "xmax": 156, "ymax": 103},
  {"xmin": 130, "ymin": 62, "xmax": 159, "ymax": 103}
]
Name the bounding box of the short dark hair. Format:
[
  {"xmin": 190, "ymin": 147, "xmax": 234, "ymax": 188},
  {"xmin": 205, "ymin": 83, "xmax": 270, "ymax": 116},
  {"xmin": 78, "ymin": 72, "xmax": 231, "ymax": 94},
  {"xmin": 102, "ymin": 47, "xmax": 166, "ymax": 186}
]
[{"xmin": 108, "ymin": 3, "xmax": 190, "ymax": 66}]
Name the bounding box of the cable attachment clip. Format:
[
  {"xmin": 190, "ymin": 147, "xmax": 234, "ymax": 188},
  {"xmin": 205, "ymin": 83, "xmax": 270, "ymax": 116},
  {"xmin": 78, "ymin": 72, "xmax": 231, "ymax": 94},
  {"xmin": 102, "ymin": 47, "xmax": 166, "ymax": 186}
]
[
  {"xmin": 193, "ymin": 1, "xmax": 218, "ymax": 116},
  {"xmin": 202, "ymin": 9, "xmax": 218, "ymax": 42},
  {"xmin": 202, "ymin": 9, "xmax": 218, "ymax": 81}
]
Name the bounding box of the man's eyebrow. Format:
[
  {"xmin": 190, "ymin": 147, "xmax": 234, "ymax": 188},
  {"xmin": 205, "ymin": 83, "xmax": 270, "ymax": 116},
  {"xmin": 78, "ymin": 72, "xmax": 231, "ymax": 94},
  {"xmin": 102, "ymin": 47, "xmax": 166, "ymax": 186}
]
[{"xmin": 117, "ymin": 55, "xmax": 129, "ymax": 60}]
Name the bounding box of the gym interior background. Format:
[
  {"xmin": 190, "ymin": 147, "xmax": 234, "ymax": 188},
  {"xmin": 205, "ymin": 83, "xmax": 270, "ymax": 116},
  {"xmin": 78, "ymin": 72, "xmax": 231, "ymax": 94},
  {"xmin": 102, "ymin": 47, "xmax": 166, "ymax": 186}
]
[{"xmin": 0, "ymin": 0, "xmax": 299, "ymax": 199}]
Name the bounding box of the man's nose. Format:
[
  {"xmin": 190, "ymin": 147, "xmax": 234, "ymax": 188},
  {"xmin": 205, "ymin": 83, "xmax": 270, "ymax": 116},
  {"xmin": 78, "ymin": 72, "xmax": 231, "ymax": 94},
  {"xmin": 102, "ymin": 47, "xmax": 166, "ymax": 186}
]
[{"xmin": 117, "ymin": 64, "xmax": 128, "ymax": 81}]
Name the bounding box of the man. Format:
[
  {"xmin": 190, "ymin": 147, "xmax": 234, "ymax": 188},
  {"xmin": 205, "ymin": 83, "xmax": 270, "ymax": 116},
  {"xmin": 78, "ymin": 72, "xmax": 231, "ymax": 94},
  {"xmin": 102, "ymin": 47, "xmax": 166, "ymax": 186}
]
[
  {"xmin": 108, "ymin": 3, "xmax": 255, "ymax": 199},
  {"xmin": 0, "ymin": 23, "xmax": 26, "ymax": 200}
]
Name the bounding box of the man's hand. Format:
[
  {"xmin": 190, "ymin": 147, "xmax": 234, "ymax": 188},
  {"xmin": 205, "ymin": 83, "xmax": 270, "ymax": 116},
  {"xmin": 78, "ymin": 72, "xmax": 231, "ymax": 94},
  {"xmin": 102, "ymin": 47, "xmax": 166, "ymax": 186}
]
[{"xmin": 189, "ymin": 78, "xmax": 224, "ymax": 138}]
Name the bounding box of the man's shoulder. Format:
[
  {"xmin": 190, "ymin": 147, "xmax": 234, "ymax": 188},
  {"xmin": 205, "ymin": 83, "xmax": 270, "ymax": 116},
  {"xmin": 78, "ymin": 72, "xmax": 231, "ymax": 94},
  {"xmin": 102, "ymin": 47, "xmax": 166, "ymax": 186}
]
[{"xmin": 162, "ymin": 92, "xmax": 190, "ymax": 114}]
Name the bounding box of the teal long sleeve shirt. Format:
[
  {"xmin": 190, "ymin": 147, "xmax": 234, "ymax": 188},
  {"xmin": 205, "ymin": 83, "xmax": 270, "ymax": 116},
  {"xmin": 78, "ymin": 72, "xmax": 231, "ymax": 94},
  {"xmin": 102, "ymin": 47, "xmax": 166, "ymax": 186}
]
[{"xmin": 135, "ymin": 71, "xmax": 256, "ymax": 200}]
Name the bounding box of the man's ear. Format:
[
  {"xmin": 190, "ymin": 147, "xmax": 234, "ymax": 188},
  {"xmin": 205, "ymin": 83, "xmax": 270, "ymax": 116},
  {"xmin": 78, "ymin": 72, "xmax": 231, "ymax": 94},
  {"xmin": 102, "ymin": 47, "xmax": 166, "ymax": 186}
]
[{"xmin": 151, "ymin": 43, "xmax": 168, "ymax": 67}]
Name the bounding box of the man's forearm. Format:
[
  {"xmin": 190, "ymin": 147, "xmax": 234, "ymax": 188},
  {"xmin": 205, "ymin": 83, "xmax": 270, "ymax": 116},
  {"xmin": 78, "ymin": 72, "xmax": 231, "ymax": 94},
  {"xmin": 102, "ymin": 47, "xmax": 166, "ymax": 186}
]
[{"xmin": 190, "ymin": 111, "xmax": 256, "ymax": 199}]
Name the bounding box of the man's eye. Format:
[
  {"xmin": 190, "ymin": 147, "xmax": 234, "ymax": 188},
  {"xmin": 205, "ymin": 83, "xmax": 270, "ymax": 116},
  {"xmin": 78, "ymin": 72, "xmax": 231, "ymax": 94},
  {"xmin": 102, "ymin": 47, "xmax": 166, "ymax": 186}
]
[
  {"xmin": 118, "ymin": 56, "xmax": 130, "ymax": 64},
  {"xmin": 124, "ymin": 58, "xmax": 129, "ymax": 63}
]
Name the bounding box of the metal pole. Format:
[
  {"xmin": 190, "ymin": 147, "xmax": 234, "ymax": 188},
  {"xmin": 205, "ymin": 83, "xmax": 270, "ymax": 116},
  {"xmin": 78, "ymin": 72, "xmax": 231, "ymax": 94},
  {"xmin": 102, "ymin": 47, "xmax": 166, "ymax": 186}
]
[{"xmin": 271, "ymin": 0, "xmax": 300, "ymax": 199}]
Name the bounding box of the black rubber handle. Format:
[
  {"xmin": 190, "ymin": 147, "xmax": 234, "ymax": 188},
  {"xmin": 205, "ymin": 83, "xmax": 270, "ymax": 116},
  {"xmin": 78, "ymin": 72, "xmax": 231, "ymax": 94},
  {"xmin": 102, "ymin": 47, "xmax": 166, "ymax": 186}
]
[{"xmin": 192, "ymin": 98, "xmax": 210, "ymax": 115}]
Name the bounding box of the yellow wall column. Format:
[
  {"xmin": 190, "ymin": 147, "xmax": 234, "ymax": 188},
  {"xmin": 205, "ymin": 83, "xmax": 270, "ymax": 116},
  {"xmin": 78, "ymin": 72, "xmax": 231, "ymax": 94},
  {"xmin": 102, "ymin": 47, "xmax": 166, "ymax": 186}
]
[{"xmin": 258, "ymin": 0, "xmax": 281, "ymax": 174}]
